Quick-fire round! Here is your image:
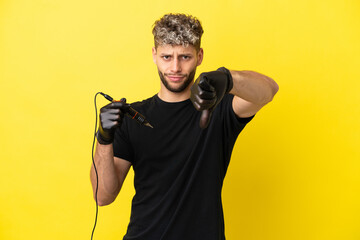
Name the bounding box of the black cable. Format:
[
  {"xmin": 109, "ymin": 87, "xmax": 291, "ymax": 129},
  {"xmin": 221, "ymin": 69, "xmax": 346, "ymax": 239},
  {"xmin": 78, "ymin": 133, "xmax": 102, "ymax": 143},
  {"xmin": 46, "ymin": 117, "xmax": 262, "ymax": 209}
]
[
  {"xmin": 90, "ymin": 92, "xmax": 152, "ymax": 239},
  {"xmin": 91, "ymin": 92, "xmax": 101, "ymax": 239}
]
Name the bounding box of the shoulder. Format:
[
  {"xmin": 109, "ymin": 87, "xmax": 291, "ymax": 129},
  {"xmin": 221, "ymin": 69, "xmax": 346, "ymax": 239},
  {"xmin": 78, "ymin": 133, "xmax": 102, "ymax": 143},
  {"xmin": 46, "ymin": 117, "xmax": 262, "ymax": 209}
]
[
  {"xmin": 130, "ymin": 95, "xmax": 156, "ymax": 108},
  {"xmin": 215, "ymin": 94, "xmax": 255, "ymax": 126},
  {"xmin": 128, "ymin": 95, "xmax": 157, "ymax": 115},
  {"xmin": 216, "ymin": 94, "xmax": 235, "ymax": 113}
]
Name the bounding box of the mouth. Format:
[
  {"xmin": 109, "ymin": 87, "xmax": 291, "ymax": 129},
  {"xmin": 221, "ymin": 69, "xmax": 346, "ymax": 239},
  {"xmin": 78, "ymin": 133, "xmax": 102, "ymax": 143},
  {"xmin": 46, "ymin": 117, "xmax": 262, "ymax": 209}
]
[{"xmin": 166, "ymin": 75, "xmax": 186, "ymax": 82}]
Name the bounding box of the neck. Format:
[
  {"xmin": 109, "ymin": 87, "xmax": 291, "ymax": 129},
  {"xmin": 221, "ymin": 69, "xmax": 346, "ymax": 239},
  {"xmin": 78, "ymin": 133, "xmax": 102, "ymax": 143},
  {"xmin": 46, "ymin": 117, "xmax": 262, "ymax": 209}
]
[{"xmin": 157, "ymin": 83, "xmax": 192, "ymax": 102}]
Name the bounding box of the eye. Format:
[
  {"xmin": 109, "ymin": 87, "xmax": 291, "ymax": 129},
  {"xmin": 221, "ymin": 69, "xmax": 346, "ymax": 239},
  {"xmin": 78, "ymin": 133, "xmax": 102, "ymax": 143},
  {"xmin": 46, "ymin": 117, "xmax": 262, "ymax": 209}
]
[
  {"xmin": 182, "ymin": 55, "xmax": 191, "ymax": 60},
  {"xmin": 162, "ymin": 55, "xmax": 171, "ymax": 60}
]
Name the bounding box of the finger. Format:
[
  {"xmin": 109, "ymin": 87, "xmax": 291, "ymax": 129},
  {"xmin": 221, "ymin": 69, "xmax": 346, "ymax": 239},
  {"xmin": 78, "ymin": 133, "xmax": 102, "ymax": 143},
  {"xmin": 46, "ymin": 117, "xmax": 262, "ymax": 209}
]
[
  {"xmin": 102, "ymin": 120, "xmax": 119, "ymax": 130},
  {"xmin": 101, "ymin": 108, "xmax": 121, "ymax": 116},
  {"xmin": 193, "ymin": 94, "xmax": 217, "ymax": 110},
  {"xmin": 104, "ymin": 111, "xmax": 122, "ymax": 120},
  {"xmin": 198, "ymin": 76, "xmax": 215, "ymax": 92},
  {"xmin": 107, "ymin": 102, "xmax": 130, "ymax": 112},
  {"xmin": 198, "ymin": 89, "xmax": 216, "ymax": 100},
  {"xmin": 192, "ymin": 101, "xmax": 215, "ymax": 111},
  {"xmin": 107, "ymin": 102, "xmax": 127, "ymax": 108},
  {"xmin": 113, "ymin": 98, "xmax": 127, "ymax": 103},
  {"xmin": 199, "ymin": 110, "xmax": 212, "ymax": 129},
  {"xmin": 191, "ymin": 101, "xmax": 201, "ymax": 111},
  {"xmin": 112, "ymin": 119, "xmax": 124, "ymax": 129}
]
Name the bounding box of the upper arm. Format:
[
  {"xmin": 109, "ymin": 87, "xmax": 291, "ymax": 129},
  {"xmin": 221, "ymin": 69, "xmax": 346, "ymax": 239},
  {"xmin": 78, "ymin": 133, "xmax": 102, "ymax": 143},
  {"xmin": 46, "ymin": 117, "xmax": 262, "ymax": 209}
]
[
  {"xmin": 229, "ymin": 70, "xmax": 279, "ymax": 118},
  {"xmin": 114, "ymin": 156, "xmax": 132, "ymax": 188},
  {"xmin": 232, "ymin": 95, "xmax": 265, "ymax": 118}
]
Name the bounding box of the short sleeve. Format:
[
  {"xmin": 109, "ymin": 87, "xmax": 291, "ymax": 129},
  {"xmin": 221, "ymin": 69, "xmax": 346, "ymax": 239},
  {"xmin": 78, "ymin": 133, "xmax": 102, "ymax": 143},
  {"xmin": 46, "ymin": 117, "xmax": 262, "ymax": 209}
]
[{"xmin": 218, "ymin": 94, "xmax": 254, "ymax": 135}]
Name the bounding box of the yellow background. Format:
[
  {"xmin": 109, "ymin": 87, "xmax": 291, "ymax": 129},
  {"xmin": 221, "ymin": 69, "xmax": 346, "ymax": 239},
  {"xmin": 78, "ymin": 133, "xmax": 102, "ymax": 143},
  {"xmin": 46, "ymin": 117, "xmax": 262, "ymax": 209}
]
[{"xmin": 1, "ymin": 0, "xmax": 359, "ymax": 239}]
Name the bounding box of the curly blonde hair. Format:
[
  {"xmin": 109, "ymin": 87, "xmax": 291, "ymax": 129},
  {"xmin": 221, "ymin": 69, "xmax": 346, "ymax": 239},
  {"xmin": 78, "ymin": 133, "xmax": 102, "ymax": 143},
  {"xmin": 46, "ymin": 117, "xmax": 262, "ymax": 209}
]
[{"xmin": 152, "ymin": 13, "xmax": 204, "ymax": 51}]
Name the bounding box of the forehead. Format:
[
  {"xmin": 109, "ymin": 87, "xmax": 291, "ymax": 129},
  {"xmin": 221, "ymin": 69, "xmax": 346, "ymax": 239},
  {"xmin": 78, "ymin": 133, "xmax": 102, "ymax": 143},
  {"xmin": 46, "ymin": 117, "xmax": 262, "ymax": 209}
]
[{"xmin": 156, "ymin": 44, "xmax": 197, "ymax": 55}]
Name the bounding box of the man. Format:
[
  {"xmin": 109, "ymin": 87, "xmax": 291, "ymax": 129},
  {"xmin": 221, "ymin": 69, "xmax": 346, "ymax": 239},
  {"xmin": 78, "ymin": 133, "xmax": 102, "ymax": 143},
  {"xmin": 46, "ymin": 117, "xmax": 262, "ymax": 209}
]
[{"xmin": 90, "ymin": 13, "xmax": 278, "ymax": 240}]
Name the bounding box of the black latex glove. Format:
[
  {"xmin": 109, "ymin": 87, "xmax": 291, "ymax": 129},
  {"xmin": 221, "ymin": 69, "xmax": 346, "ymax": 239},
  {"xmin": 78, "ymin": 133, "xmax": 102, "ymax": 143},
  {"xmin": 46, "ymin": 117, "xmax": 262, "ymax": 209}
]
[
  {"xmin": 96, "ymin": 98, "xmax": 130, "ymax": 145},
  {"xmin": 190, "ymin": 67, "xmax": 233, "ymax": 129}
]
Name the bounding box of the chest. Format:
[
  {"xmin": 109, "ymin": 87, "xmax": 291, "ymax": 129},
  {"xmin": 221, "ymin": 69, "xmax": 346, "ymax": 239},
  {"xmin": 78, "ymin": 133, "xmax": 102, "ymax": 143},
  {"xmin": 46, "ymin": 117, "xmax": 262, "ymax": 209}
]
[{"xmin": 129, "ymin": 106, "xmax": 202, "ymax": 165}]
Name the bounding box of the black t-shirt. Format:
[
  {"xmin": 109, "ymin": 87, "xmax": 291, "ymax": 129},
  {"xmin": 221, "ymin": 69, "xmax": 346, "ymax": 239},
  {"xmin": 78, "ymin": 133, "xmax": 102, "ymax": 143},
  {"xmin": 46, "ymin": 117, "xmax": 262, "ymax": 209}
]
[{"xmin": 113, "ymin": 94, "xmax": 253, "ymax": 240}]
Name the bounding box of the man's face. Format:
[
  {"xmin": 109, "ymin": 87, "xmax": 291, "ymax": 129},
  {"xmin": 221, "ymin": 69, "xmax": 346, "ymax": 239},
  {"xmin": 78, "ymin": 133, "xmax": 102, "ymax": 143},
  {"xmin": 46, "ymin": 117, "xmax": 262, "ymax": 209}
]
[{"xmin": 152, "ymin": 44, "xmax": 203, "ymax": 93}]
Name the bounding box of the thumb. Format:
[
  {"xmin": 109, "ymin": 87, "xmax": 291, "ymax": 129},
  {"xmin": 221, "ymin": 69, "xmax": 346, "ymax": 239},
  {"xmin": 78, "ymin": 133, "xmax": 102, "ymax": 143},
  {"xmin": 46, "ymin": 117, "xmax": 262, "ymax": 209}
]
[{"xmin": 199, "ymin": 110, "xmax": 213, "ymax": 129}]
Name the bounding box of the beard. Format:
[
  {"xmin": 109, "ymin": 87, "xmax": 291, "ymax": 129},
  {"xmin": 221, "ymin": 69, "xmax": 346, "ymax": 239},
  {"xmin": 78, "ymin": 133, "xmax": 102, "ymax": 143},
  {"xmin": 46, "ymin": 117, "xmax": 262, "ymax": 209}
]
[{"xmin": 158, "ymin": 68, "xmax": 197, "ymax": 93}]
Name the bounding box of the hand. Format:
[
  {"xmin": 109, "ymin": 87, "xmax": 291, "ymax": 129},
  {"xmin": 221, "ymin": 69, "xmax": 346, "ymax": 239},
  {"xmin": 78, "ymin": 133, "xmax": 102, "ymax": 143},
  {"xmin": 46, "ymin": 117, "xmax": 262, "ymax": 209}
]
[
  {"xmin": 190, "ymin": 67, "xmax": 233, "ymax": 129},
  {"xmin": 96, "ymin": 98, "xmax": 130, "ymax": 145}
]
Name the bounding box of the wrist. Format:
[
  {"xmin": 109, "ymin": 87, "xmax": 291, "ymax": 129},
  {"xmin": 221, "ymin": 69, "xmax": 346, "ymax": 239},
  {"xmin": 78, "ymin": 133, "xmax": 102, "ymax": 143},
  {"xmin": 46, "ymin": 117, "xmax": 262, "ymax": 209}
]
[
  {"xmin": 96, "ymin": 130, "xmax": 113, "ymax": 145},
  {"xmin": 217, "ymin": 67, "xmax": 233, "ymax": 93}
]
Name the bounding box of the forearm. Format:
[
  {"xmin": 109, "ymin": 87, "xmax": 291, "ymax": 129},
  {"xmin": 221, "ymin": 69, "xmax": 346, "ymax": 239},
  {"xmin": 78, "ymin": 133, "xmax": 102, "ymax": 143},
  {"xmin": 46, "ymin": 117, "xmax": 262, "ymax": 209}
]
[
  {"xmin": 229, "ymin": 70, "xmax": 279, "ymax": 105},
  {"xmin": 90, "ymin": 142, "xmax": 120, "ymax": 206}
]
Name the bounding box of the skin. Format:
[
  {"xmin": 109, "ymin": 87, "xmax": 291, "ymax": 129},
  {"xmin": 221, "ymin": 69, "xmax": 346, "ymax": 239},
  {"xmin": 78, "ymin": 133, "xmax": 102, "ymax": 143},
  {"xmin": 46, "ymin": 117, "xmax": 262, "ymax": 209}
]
[
  {"xmin": 152, "ymin": 44, "xmax": 204, "ymax": 102},
  {"xmin": 90, "ymin": 44, "xmax": 279, "ymax": 206}
]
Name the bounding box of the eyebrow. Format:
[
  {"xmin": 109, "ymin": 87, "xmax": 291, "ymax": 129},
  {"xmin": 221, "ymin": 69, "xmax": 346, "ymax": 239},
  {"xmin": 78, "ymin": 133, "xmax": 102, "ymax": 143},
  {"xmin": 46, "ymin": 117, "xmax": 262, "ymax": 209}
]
[{"xmin": 160, "ymin": 53, "xmax": 193, "ymax": 56}]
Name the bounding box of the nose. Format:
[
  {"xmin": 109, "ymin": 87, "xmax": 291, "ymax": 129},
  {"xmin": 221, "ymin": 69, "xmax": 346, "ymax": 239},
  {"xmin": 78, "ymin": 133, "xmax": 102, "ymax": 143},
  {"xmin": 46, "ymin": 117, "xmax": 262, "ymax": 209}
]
[{"xmin": 170, "ymin": 59, "xmax": 181, "ymax": 73}]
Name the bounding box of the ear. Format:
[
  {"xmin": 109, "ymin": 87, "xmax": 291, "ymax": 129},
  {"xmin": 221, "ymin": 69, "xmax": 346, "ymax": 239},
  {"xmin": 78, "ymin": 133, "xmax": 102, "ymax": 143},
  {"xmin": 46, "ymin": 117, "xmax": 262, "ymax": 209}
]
[
  {"xmin": 197, "ymin": 48, "xmax": 204, "ymax": 66},
  {"xmin": 152, "ymin": 47, "xmax": 157, "ymax": 64}
]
